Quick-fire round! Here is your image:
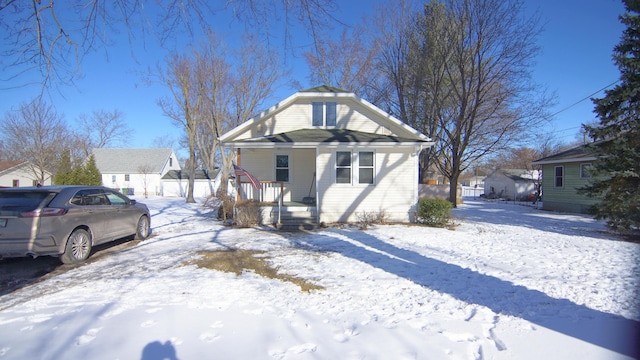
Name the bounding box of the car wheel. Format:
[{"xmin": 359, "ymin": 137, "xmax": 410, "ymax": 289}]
[
  {"xmin": 60, "ymin": 229, "xmax": 92, "ymax": 264},
  {"xmin": 135, "ymin": 215, "xmax": 150, "ymax": 240}
]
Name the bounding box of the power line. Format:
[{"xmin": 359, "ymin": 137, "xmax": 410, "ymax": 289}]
[{"xmin": 548, "ymin": 79, "xmax": 620, "ymax": 119}]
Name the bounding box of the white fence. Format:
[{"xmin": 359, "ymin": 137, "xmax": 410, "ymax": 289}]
[{"xmin": 461, "ymin": 186, "xmax": 484, "ymax": 198}]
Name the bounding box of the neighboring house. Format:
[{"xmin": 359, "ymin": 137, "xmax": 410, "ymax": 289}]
[
  {"xmin": 220, "ymin": 85, "xmax": 434, "ymax": 224},
  {"xmin": 0, "ymin": 161, "xmax": 53, "ymax": 187},
  {"xmin": 483, "ymin": 169, "xmax": 539, "ymax": 201},
  {"xmin": 531, "ymin": 144, "xmax": 599, "ymax": 213},
  {"xmin": 93, "ymin": 148, "xmax": 181, "ymax": 196},
  {"xmin": 162, "ymin": 168, "xmax": 221, "ymax": 198}
]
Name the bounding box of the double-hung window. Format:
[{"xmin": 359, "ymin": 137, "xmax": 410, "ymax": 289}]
[
  {"xmin": 276, "ymin": 155, "xmax": 290, "ymax": 182},
  {"xmin": 554, "ymin": 166, "xmax": 564, "ymax": 188},
  {"xmin": 335, "ymin": 151, "xmax": 375, "ymax": 185},
  {"xmin": 358, "ymin": 151, "xmax": 374, "ymax": 184},
  {"xmin": 312, "ymin": 102, "xmax": 337, "ymax": 126},
  {"xmin": 336, "ymin": 151, "xmax": 352, "ymax": 184}
]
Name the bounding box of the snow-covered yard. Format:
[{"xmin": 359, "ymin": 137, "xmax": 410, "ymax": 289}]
[{"xmin": 0, "ymin": 197, "xmax": 638, "ymax": 359}]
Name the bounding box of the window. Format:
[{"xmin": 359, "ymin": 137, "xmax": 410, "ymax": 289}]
[
  {"xmin": 312, "ymin": 102, "xmax": 337, "ymax": 126},
  {"xmin": 112, "ymin": 175, "xmax": 116, "ymax": 183},
  {"xmin": 12, "ymin": 180, "xmax": 18, "ymax": 187},
  {"xmin": 312, "ymin": 102, "xmax": 323, "ymax": 126},
  {"xmin": 276, "ymin": 155, "xmax": 289, "ymax": 182},
  {"xmin": 105, "ymin": 190, "xmax": 128, "ymax": 205},
  {"xmin": 358, "ymin": 152, "xmax": 374, "ymax": 184},
  {"xmin": 125, "ymin": 174, "xmax": 130, "ymax": 181},
  {"xmin": 580, "ymin": 163, "xmax": 592, "ymax": 178},
  {"xmin": 169, "ymin": 157, "xmax": 173, "ymax": 167},
  {"xmin": 554, "ymin": 166, "xmax": 564, "ymax": 187},
  {"xmin": 326, "ymin": 102, "xmax": 336, "ymax": 126},
  {"xmin": 336, "ymin": 151, "xmax": 352, "ymax": 184}
]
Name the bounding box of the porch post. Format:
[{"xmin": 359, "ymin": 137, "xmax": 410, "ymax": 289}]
[{"xmin": 236, "ymin": 148, "xmax": 241, "ymax": 202}]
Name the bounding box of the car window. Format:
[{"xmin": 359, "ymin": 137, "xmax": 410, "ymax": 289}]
[
  {"xmin": 70, "ymin": 189, "xmax": 108, "ymax": 206},
  {"xmin": 105, "ymin": 190, "xmax": 129, "ymax": 206},
  {"xmin": 0, "ymin": 191, "xmax": 53, "ymax": 212}
]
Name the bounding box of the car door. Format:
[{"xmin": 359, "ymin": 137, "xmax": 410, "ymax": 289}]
[
  {"xmin": 70, "ymin": 189, "xmax": 113, "ymax": 244},
  {"xmin": 103, "ymin": 189, "xmax": 138, "ymax": 239}
]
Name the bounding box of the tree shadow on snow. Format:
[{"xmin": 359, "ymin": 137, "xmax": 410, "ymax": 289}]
[
  {"xmin": 302, "ymin": 228, "xmax": 640, "ymax": 358},
  {"xmin": 455, "ymin": 200, "xmax": 618, "ymax": 240}
]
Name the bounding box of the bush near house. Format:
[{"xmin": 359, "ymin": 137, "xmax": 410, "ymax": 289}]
[{"xmin": 417, "ymin": 198, "xmax": 453, "ymax": 227}]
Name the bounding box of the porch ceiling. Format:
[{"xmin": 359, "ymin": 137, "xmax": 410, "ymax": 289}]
[{"xmin": 226, "ymin": 128, "xmax": 432, "ymax": 147}]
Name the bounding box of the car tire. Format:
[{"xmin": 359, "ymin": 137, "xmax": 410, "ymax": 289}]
[
  {"xmin": 60, "ymin": 229, "xmax": 92, "ymax": 264},
  {"xmin": 135, "ymin": 215, "xmax": 150, "ymax": 240}
]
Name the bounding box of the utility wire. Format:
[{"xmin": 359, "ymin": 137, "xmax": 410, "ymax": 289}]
[{"xmin": 548, "ymin": 79, "xmax": 620, "ymax": 119}]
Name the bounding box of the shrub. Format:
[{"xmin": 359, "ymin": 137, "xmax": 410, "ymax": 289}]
[
  {"xmin": 234, "ymin": 200, "xmax": 262, "ymax": 227},
  {"xmin": 417, "ymin": 198, "xmax": 453, "ymax": 227},
  {"xmin": 205, "ymin": 190, "xmax": 235, "ymax": 221},
  {"xmin": 355, "ymin": 208, "xmax": 390, "ymax": 230}
]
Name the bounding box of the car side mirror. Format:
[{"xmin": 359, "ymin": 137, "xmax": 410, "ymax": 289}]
[{"xmin": 130, "ymin": 199, "xmax": 137, "ymax": 205}]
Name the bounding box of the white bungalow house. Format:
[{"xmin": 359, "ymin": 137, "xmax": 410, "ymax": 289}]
[
  {"xmin": 0, "ymin": 161, "xmax": 53, "ymax": 187},
  {"xmin": 92, "ymin": 148, "xmax": 181, "ymax": 196},
  {"xmin": 220, "ymin": 85, "xmax": 434, "ymax": 226}
]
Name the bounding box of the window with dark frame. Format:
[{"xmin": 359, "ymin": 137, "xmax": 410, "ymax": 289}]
[
  {"xmin": 336, "ymin": 151, "xmax": 352, "ymax": 184},
  {"xmin": 276, "ymin": 155, "xmax": 289, "ymax": 182},
  {"xmin": 554, "ymin": 166, "xmax": 564, "ymax": 187},
  {"xmin": 125, "ymin": 174, "xmax": 130, "ymax": 182}
]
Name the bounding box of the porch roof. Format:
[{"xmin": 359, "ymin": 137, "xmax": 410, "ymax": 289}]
[{"xmin": 226, "ymin": 128, "xmax": 432, "ymax": 147}]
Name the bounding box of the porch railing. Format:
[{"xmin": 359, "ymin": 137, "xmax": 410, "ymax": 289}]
[{"xmin": 238, "ymin": 180, "xmax": 284, "ymax": 224}]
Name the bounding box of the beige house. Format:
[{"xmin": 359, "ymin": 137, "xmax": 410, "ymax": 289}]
[
  {"xmin": 221, "ymin": 85, "xmax": 434, "ymax": 224},
  {"xmin": 0, "ymin": 161, "xmax": 53, "ymax": 187},
  {"xmin": 93, "ymin": 148, "xmax": 181, "ymax": 196}
]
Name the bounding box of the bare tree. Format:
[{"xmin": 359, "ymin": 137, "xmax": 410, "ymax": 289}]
[
  {"xmin": 157, "ymin": 52, "xmax": 207, "ymax": 203},
  {"xmin": 76, "ymin": 109, "xmax": 132, "ymax": 155},
  {"xmin": 0, "ymin": 98, "xmax": 68, "ymax": 184},
  {"xmin": 216, "ymin": 35, "xmax": 285, "ymax": 195},
  {"xmin": 0, "ymin": 0, "xmax": 339, "ymax": 91},
  {"xmin": 304, "ymin": 27, "xmax": 384, "ymax": 102},
  {"xmin": 388, "ymin": 0, "xmax": 551, "ymax": 206},
  {"xmin": 137, "ymin": 164, "xmax": 153, "ymax": 198}
]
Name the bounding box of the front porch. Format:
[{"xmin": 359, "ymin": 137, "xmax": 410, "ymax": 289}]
[{"xmin": 238, "ymin": 181, "xmax": 318, "ymax": 230}]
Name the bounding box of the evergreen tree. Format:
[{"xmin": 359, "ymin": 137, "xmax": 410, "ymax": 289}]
[
  {"xmin": 582, "ymin": 0, "xmax": 640, "ymax": 231},
  {"xmin": 53, "ymin": 151, "xmax": 73, "ymax": 185},
  {"xmin": 83, "ymin": 155, "xmax": 102, "ymax": 186}
]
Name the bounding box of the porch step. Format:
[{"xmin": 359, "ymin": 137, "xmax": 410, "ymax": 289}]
[{"xmin": 273, "ymin": 209, "xmax": 318, "ymax": 231}]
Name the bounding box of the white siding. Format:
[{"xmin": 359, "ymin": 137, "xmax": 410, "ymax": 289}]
[
  {"xmin": 0, "ymin": 164, "xmax": 52, "ymax": 187},
  {"xmin": 102, "ymin": 173, "xmax": 163, "ymax": 196},
  {"xmin": 317, "ymin": 147, "xmax": 418, "ymax": 223},
  {"xmin": 234, "ymin": 98, "xmax": 417, "ymax": 141}
]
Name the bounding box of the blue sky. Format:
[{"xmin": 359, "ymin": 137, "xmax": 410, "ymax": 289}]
[{"xmin": 0, "ymin": 0, "xmax": 626, "ymax": 150}]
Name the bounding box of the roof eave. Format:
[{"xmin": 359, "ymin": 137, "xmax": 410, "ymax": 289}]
[{"xmin": 532, "ymin": 156, "xmax": 597, "ymax": 165}]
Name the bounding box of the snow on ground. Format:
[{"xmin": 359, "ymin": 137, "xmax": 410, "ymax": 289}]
[{"xmin": 0, "ymin": 197, "xmax": 638, "ymax": 360}]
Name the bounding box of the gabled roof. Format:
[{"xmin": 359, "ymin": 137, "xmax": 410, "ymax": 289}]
[
  {"xmin": 532, "ymin": 144, "xmax": 596, "ymax": 165},
  {"xmin": 162, "ymin": 169, "xmax": 220, "ymax": 180},
  {"xmin": 93, "ymin": 148, "xmax": 174, "ymax": 173},
  {"xmin": 488, "ymin": 169, "xmax": 538, "ymax": 182},
  {"xmin": 0, "ymin": 161, "xmax": 25, "ymax": 173},
  {"xmin": 220, "ymin": 86, "xmax": 432, "ymax": 144},
  {"xmin": 230, "ymin": 128, "xmax": 431, "ymax": 146},
  {"xmin": 300, "ymin": 85, "xmax": 349, "ymax": 93}
]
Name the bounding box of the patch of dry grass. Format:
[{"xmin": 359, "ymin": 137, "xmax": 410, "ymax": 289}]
[{"xmin": 187, "ymin": 249, "xmax": 324, "ymax": 292}]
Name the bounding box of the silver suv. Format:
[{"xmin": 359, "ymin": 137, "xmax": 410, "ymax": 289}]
[{"xmin": 0, "ymin": 186, "xmax": 150, "ymax": 264}]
